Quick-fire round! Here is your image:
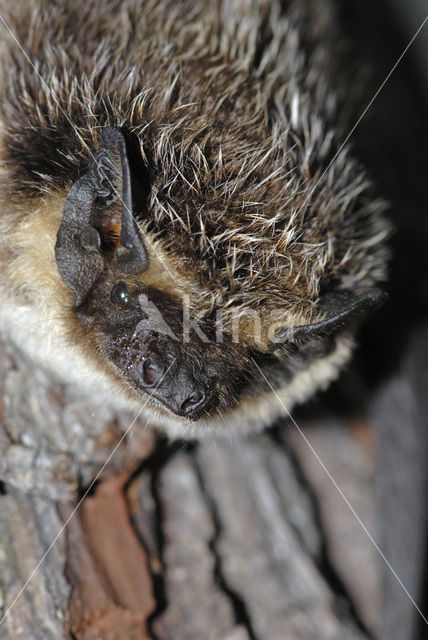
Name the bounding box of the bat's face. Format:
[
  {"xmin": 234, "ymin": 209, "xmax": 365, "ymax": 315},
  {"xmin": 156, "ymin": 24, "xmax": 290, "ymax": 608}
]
[
  {"xmin": 55, "ymin": 128, "xmax": 384, "ymax": 423},
  {"xmin": 55, "ymin": 127, "xmax": 254, "ymax": 420},
  {"xmin": 71, "ymin": 271, "xmax": 257, "ymax": 421}
]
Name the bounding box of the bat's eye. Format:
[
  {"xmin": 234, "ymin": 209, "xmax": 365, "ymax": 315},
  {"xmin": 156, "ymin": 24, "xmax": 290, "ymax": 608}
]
[{"xmin": 111, "ymin": 281, "xmax": 129, "ymax": 306}]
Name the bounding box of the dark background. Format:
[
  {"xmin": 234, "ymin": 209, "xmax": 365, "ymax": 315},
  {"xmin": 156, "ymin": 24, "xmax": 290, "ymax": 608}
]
[{"xmin": 336, "ymin": 2, "xmax": 427, "ymax": 638}]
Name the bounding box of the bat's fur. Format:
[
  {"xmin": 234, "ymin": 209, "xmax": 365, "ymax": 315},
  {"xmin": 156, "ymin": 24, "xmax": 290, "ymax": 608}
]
[{"xmin": 0, "ymin": 0, "xmax": 389, "ymax": 437}]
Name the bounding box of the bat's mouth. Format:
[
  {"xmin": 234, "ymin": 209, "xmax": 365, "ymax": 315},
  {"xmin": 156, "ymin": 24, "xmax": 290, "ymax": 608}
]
[{"xmin": 141, "ymin": 379, "xmax": 210, "ymax": 421}]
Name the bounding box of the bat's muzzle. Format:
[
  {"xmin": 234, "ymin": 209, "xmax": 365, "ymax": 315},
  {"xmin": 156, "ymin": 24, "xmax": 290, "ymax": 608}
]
[{"xmin": 128, "ymin": 334, "xmax": 216, "ymax": 420}]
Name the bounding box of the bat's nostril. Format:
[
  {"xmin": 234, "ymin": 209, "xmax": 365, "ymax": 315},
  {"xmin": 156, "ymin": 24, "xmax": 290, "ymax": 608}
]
[
  {"xmin": 180, "ymin": 390, "xmax": 205, "ymax": 416},
  {"xmin": 142, "ymin": 358, "xmax": 159, "ymax": 387}
]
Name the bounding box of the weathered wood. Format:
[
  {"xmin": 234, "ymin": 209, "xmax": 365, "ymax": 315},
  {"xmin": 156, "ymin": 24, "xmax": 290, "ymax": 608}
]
[
  {"xmin": 150, "ymin": 452, "xmax": 247, "ymax": 640},
  {"xmin": 0, "ymin": 489, "xmax": 70, "ymax": 640},
  {"xmin": 195, "ymin": 434, "xmax": 371, "ymax": 640},
  {"xmin": 0, "ymin": 338, "xmax": 381, "ymax": 639},
  {"xmin": 60, "ymin": 477, "xmax": 154, "ymax": 640},
  {"xmin": 371, "ymin": 328, "xmax": 428, "ymax": 640},
  {"xmin": 285, "ymin": 421, "xmax": 381, "ymax": 637}
]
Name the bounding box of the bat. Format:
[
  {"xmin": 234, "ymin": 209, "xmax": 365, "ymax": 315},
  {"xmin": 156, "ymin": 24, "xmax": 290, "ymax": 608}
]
[{"xmin": 0, "ymin": 0, "xmax": 389, "ymax": 437}]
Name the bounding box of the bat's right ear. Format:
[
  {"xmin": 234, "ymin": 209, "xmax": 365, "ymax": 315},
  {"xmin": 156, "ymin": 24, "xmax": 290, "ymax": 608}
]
[
  {"xmin": 269, "ymin": 289, "xmax": 387, "ymax": 349},
  {"xmin": 55, "ymin": 127, "xmax": 149, "ymax": 306}
]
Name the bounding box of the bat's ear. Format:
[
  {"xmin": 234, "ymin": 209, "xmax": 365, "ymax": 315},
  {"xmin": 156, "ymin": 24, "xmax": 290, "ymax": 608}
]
[
  {"xmin": 55, "ymin": 127, "xmax": 148, "ymax": 306},
  {"xmin": 270, "ymin": 289, "xmax": 387, "ymax": 349}
]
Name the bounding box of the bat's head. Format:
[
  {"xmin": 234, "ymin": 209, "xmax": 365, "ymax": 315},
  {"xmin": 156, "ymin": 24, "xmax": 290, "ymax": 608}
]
[
  {"xmin": 55, "ymin": 127, "xmax": 386, "ymax": 431},
  {"xmin": 55, "ymin": 127, "xmax": 248, "ymax": 422}
]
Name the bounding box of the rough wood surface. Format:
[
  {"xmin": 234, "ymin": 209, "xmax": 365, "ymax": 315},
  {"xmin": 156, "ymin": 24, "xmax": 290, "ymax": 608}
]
[
  {"xmin": 0, "ymin": 339, "xmax": 382, "ymax": 640},
  {"xmin": 2, "ymin": 1, "xmax": 427, "ymax": 637}
]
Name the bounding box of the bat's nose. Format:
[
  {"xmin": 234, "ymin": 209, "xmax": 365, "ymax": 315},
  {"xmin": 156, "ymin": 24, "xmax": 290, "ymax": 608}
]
[
  {"xmin": 146, "ymin": 373, "xmax": 208, "ymax": 419},
  {"xmin": 140, "ymin": 357, "xmax": 163, "ymax": 387},
  {"xmin": 176, "ymin": 388, "xmax": 206, "ymax": 418},
  {"xmin": 131, "ymin": 335, "xmax": 214, "ymax": 419}
]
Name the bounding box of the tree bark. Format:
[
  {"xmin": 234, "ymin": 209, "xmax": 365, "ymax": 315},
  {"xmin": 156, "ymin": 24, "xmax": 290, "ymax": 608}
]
[{"xmin": 0, "ymin": 339, "xmax": 380, "ymax": 640}]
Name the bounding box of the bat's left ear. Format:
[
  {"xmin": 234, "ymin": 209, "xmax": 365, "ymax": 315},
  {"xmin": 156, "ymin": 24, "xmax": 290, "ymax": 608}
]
[
  {"xmin": 55, "ymin": 127, "xmax": 148, "ymax": 305},
  {"xmin": 269, "ymin": 289, "xmax": 387, "ymax": 349}
]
